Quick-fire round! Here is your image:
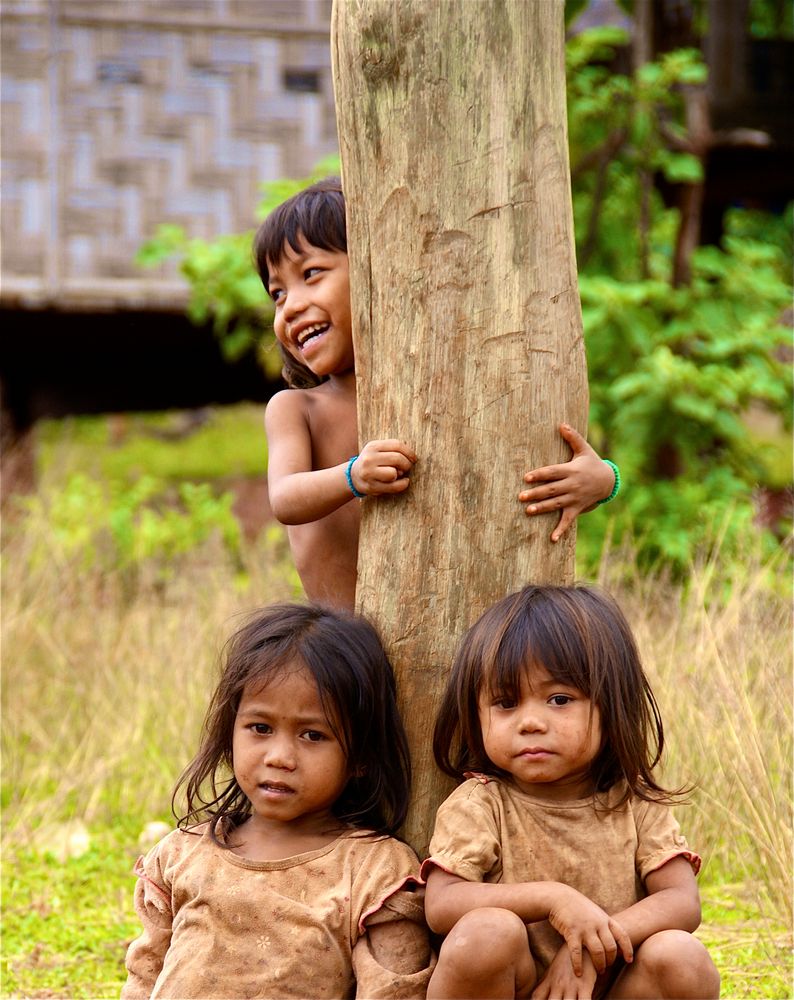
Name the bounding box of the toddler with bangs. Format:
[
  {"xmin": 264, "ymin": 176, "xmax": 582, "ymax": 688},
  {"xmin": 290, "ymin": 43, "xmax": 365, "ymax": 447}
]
[
  {"xmin": 122, "ymin": 603, "xmax": 434, "ymax": 999},
  {"xmin": 422, "ymin": 585, "xmax": 719, "ymax": 1000},
  {"xmin": 255, "ymin": 178, "xmax": 619, "ymax": 609}
]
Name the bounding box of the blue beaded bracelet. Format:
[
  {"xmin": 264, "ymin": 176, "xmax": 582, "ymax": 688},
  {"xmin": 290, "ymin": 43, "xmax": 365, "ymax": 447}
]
[
  {"xmin": 345, "ymin": 455, "xmax": 366, "ymax": 499},
  {"xmin": 597, "ymin": 460, "xmax": 621, "ymax": 505}
]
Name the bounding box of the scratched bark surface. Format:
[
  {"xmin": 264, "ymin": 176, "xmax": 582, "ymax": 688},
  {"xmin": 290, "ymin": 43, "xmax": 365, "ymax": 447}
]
[{"xmin": 331, "ymin": 0, "xmax": 587, "ymax": 855}]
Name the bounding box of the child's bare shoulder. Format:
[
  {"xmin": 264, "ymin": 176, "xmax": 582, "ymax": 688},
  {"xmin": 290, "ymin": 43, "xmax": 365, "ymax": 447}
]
[
  {"xmin": 266, "ymin": 382, "xmax": 350, "ymax": 430},
  {"xmin": 267, "ymin": 386, "xmax": 309, "ymax": 413},
  {"xmin": 265, "ymin": 386, "xmax": 314, "ymax": 431}
]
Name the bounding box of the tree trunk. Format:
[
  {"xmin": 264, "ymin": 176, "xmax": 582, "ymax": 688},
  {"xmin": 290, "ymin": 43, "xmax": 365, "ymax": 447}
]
[{"xmin": 331, "ymin": 0, "xmax": 587, "ymax": 855}]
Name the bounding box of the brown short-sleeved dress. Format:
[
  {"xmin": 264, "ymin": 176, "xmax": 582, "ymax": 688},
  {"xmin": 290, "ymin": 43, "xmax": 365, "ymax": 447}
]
[
  {"xmin": 123, "ymin": 824, "xmax": 434, "ymax": 999},
  {"xmin": 422, "ymin": 775, "xmax": 700, "ymax": 972}
]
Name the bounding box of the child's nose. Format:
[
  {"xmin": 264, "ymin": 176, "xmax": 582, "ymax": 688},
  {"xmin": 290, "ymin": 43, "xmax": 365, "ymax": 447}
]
[
  {"xmin": 282, "ymin": 289, "xmax": 308, "ymax": 322},
  {"xmin": 263, "ymin": 736, "xmax": 297, "ymax": 770},
  {"xmin": 518, "ymin": 706, "xmax": 547, "ymax": 733}
]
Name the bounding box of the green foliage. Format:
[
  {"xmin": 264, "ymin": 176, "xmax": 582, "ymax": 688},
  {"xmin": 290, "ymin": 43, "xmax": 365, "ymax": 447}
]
[
  {"xmin": 564, "ymin": 0, "xmax": 591, "ymax": 27},
  {"xmin": 17, "ymin": 473, "xmax": 242, "ymax": 578},
  {"xmin": 137, "ymin": 226, "xmax": 265, "ymax": 363},
  {"xmin": 136, "ymin": 155, "xmax": 340, "ymax": 375},
  {"xmin": 749, "ymin": 0, "xmax": 794, "ymax": 38},
  {"xmin": 566, "ymin": 27, "xmax": 708, "ymax": 278},
  {"xmin": 567, "ymin": 27, "xmax": 793, "ymax": 573}
]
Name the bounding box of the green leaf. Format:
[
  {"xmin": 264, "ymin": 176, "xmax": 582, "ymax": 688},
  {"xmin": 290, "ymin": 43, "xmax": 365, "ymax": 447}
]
[{"xmin": 660, "ymin": 152, "xmax": 704, "ymax": 184}]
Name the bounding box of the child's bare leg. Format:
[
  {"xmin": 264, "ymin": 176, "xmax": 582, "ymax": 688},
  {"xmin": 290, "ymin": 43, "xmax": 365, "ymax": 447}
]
[
  {"xmin": 426, "ymin": 907, "xmax": 537, "ymax": 999},
  {"xmin": 609, "ymin": 930, "xmax": 719, "ymax": 999}
]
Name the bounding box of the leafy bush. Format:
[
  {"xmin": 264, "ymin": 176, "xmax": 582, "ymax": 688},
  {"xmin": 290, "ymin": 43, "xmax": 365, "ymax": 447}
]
[
  {"xmin": 566, "ymin": 26, "xmax": 792, "ymax": 571},
  {"xmin": 566, "ymin": 27, "xmax": 708, "ymax": 278},
  {"xmin": 16, "ymin": 474, "xmax": 242, "ymax": 580},
  {"xmin": 137, "ymin": 225, "xmax": 264, "ymax": 363}
]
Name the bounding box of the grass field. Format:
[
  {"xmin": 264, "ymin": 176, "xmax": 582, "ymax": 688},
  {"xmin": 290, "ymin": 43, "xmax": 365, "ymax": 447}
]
[{"xmin": 2, "ymin": 408, "xmax": 792, "ymax": 998}]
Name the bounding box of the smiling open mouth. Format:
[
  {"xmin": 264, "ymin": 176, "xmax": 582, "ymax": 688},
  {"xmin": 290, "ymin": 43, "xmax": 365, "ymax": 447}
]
[{"xmin": 297, "ymin": 323, "xmax": 329, "ymax": 349}]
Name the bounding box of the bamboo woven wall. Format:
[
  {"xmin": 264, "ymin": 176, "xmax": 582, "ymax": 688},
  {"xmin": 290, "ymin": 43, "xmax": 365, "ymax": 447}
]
[{"xmin": 1, "ymin": 0, "xmax": 336, "ymax": 309}]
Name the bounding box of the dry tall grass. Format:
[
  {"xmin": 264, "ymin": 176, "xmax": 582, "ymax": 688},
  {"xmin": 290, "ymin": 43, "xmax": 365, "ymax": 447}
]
[
  {"xmin": 2, "ymin": 510, "xmax": 791, "ymax": 946},
  {"xmin": 595, "ymin": 544, "xmax": 792, "ymax": 926},
  {"xmin": 1, "ymin": 524, "xmax": 298, "ymax": 835}
]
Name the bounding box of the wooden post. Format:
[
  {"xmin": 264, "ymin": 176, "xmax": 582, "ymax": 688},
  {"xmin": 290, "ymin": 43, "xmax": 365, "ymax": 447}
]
[{"xmin": 332, "ymin": 0, "xmax": 587, "ymax": 855}]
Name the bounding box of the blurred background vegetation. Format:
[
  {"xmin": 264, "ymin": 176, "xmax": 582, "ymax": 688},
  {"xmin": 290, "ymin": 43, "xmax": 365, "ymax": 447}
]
[{"xmin": 2, "ymin": 1, "xmax": 791, "ymax": 997}]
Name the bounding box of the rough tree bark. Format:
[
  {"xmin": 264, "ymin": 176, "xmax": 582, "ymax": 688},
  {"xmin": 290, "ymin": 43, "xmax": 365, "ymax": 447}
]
[{"xmin": 332, "ymin": 0, "xmax": 587, "ymax": 855}]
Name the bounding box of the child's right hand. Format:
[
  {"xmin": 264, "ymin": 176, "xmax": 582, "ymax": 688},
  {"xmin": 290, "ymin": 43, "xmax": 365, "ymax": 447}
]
[
  {"xmin": 350, "ymin": 440, "xmax": 417, "ymax": 497},
  {"xmin": 547, "ymin": 885, "xmax": 633, "ymax": 976},
  {"xmin": 532, "ymin": 944, "xmax": 598, "ymax": 1000}
]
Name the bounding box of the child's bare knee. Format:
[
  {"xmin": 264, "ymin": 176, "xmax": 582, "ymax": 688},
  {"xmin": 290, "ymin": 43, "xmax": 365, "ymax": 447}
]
[
  {"xmin": 635, "ymin": 930, "xmax": 719, "ymax": 998},
  {"xmin": 445, "ymin": 907, "xmax": 526, "ymax": 957},
  {"xmin": 436, "ymin": 908, "xmax": 533, "ymax": 983},
  {"xmin": 427, "ymin": 909, "xmax": 537, "ymax": 1000}
]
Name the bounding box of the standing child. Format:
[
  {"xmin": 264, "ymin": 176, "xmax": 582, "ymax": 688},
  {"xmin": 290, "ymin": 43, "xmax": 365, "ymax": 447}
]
[
  {"xmin": 255, "ymin": 179, "xmax": 619, "ymax": 609},
  {"xmin": 122, "ymin": 603, "xmax": 434, "ymax": 999},
  {"xmin": 422, "ymin": 585, "xmax": 719, "ymax": 1000}
]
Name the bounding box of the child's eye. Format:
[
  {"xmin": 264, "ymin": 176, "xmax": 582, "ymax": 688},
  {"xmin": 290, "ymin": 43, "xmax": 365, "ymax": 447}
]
[
  {"xmin": 304, "ymin": 266, "xmax": 323, "ymax": 280},
  {"xmin": 302, "ymin": 729, "xmax": 327, "ymax": 742},
  {"xmin": 493, "ymin": 696, "xmax": 517, "ymax": 710},
  {"xmin": 269, "ymin": 287, "xmax": 284, "ymax": 304},
  {"xmin": 250, "ymin": 723, "xmax": 272, "ymax": 735},
  {"xmin": 549, "ymin": 695, "xmax": 573, "ymax": 707}
]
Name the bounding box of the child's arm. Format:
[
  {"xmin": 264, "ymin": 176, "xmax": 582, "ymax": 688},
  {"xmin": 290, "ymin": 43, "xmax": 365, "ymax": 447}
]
[
  {"xmin": 353, "ymin": 919, "xmax": 435, "ymax": 998},
  {"xmin": 601, "ymin": 855, "xmax": 701, "ymax": 944},
  {"xmin": 519, "ymin": 424, "xmax": 616, "ymax": 542},
  {"xmin": 351, "ymin": 859, "xmax": 436, "ymax": 999},
  {"xmin": 531, "ymin": 858, "xmax": 700, "ymax": 1000},
  {"xmin": 425, "ymin": 867, "xmax": 632, "ymax": 977},
  {"xmin": 121, "ymin": 863, "xmax": 173, "ymax": 999},
  {"xmin": 265, "ymin": 391, "xmax": 416, "ymax": 524}
]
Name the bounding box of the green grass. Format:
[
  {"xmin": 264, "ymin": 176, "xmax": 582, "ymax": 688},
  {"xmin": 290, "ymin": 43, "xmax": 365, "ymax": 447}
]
[
  {"xmin": 2, "ymin": 825, "xmax": 142, "ymax": 999},
  {"xmin": 37, "ymin": 405, "xmax": 268, "ymax": 486},
  {"xmin": 699, "ymin": 885, "xmax": 793, "ymax": 1000}
]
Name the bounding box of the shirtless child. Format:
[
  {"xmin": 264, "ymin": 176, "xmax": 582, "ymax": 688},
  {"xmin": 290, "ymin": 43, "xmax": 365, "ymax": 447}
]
[{"xmin": 256, "ymin": 178, "xmax": 617, "ymax": 609}]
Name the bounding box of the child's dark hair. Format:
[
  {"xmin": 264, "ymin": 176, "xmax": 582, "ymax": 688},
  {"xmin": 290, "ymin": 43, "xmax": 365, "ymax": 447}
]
[
  {"xmin": 433, "ymin": 584, "xmax": 679, "ymax": 805},
  {"xmin": 253, "ymin": 177, "xmax": 347, "ymax": 389},
  {"xmin": 174, "ymin": 602, "xmax": 411, "ymax": 841}
]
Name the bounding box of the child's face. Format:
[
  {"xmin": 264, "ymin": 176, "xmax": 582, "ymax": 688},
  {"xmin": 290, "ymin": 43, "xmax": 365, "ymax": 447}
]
[
  {"xmin": 232, "ymin": 664, "xmax": 350, "ymax": 832},
  {"xmin": 477, "ymin": 662, "xmax": 601, "ymax": 801},
  {"xmin": 267, "ymin": 237, "xmax": 354, "ymax": 380}
]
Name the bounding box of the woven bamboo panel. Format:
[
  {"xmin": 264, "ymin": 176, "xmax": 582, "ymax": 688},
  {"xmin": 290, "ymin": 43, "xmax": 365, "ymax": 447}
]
[{"xmin": 0, "ymin": 0, "xmax": 337, "ymax": 308}]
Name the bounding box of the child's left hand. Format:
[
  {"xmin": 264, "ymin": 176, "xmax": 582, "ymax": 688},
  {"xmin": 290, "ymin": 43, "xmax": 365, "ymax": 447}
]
[{"xmin": 519, "ymin": 424, "xmax": 615, "ymax": 543}]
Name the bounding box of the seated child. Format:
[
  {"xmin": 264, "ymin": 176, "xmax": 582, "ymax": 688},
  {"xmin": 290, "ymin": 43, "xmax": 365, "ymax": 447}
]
[
  {"xmin": 122, "ymin": 602, "xmax": 434, "ymax": 999},
  {"xmin": 422, "ymin": 585, "xmax": 719, "ymax": 1000},
  {"xmin": 255, "ymin": 179, "xmax": 618, "ymax": 609}
]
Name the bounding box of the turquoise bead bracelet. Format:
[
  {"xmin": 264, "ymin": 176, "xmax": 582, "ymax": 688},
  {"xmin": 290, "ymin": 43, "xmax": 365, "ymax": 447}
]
[
  {"xmin": 345, "ymin": 455, "xmax": 366, "ymax": 499},
  {"xmin": 597, "ymin": 460, "xmax": 621, "ymax": 505}
]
